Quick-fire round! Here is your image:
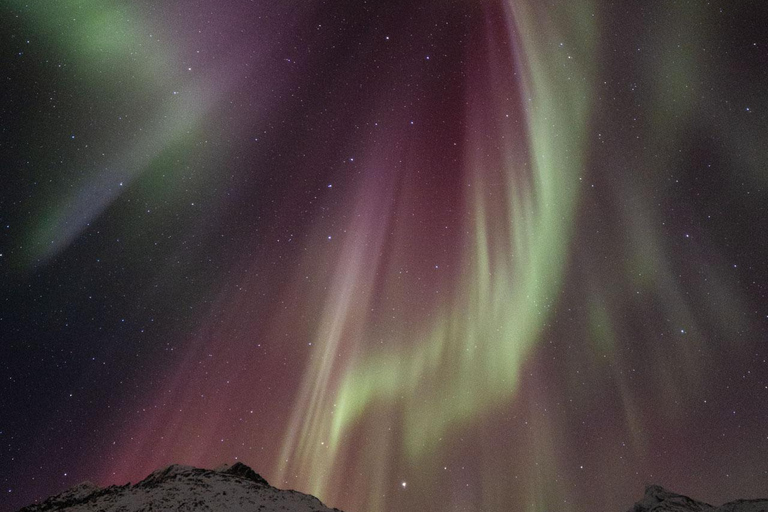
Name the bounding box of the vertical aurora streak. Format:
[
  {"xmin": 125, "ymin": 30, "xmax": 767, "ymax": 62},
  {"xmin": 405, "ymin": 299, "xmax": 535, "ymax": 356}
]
[
  {"xmin": 2, "ymin": 1, "xmax": 768, "ymax": 512},
  {"xmin": 277, "ymin": 4, "xmax": 597, "ymax": 509}
]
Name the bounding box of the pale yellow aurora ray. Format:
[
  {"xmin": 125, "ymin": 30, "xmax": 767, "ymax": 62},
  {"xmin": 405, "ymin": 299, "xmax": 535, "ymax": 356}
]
[{"xmin": 278, "ymin": 2, "xmax": 596, "ymax": 509}]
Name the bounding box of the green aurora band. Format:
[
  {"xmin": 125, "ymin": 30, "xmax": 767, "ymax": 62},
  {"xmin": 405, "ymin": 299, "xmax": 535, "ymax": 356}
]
[
  {"xmin": 6, "ymin": 1, "xmax": 766, "ymax": 511},
  {"xmin": 277, "ymin": 3, "xmax": 597, "ymax": 510}
]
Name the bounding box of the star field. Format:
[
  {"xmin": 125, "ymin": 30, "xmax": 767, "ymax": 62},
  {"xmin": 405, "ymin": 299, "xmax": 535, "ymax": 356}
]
[{"xmin": 1, "ymin": 1, "xmax": 768, "ymax": 512}]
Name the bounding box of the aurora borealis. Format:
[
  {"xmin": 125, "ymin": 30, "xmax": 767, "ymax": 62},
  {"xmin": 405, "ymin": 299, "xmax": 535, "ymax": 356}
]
[{"xmin": 2, "ymin": 1, "xmax": 768, "ymax": 511}]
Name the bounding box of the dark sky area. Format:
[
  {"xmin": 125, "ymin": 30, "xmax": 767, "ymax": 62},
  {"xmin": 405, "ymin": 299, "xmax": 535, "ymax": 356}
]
[{"xmin": 1, "ymin": 2, "xmax": 767, "ymax": 511}]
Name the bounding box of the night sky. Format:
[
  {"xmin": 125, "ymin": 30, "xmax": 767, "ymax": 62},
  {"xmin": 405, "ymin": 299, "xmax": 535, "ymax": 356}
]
[{"xmin": 1, "ymin": 1, "xmax": 768, "ymax": 511}]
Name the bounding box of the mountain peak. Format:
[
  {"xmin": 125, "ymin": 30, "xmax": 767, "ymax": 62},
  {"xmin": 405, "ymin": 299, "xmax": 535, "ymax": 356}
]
[
  {"xmin": 18, "ymin": 463, "xmax": 340, "ymax": 512},
  {"xmin": 217, "ymin": 461, "xmax": 269, "ymax": 486},
  {"xmin": 630, "ymin": 485, "xmax": 768, "ymax": 512},
  {"xmin": 630, "ymin": 484, "xmax": 713, "ymax": 512},
  {"xmin": 645, "ymin": 484, "xmax": 669, "ymax": 496}
]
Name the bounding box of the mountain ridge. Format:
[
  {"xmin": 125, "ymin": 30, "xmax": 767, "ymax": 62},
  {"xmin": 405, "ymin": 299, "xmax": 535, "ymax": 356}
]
[
  {"xmin": 16, "ymin": 462, "xmax": 341, "ymax": 512},
  {"xmin": 628, "ymin": 484, "xmax": 768, "ymax": 512},
  {"xmin": 14, "ymin": 463, "xmax": 768, "ymax": 512}
]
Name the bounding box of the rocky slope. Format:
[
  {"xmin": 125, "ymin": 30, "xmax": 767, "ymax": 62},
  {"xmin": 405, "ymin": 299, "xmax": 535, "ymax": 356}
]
[
  {"xmin": 16, "ymin": 467, "xmax": 767, "ymax": 512},
  {"xmin": 629, "ymin": 485, "xmax": 768, "ymax": 512},
  {"xmin": 16, "ymin": 462, "xmax": 341, "ymax": 512}
]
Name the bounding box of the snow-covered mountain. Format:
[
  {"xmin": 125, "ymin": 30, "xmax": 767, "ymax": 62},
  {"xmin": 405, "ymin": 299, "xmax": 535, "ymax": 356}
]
[
  {"xmin": 629, "ymin": 485, "xmax": 768, "ymax": 512},
  {"xmin": 16, "ymin": 467, "xmax": 768, "ymax": 512},
  {"xmin": 16, "ymin": 462, "xmax": 342, "ymax": 512}
]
